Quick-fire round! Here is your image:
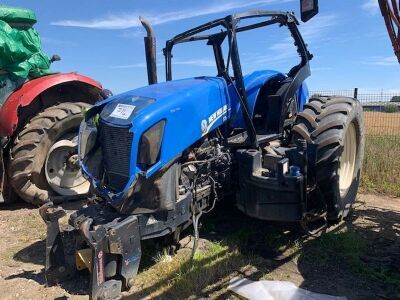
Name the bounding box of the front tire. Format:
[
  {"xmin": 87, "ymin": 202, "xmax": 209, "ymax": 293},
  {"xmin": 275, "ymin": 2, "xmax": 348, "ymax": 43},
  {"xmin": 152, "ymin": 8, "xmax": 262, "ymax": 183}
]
[
  {"xmin": 8, "ymin": 102, "xmax": 91, "ymax": 205},
  {"xmin": 292, "ymin": 96, "xmax": 365, "ymax": 221}
]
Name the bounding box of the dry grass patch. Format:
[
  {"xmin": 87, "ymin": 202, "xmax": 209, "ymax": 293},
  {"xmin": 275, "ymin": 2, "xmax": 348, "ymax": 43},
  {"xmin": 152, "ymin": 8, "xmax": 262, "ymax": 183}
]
[
  {"xmin": 124, "ymin": 241, "xmax": 267, "ymax": 299},
  {"xmin": 364, "ymin": 112, "xmax": 400, "ymax": 136},
  {"xmin": 361, "ymin": 136, "xmax": 400, "ymax": 197},
  {"xmin": 0, "ymin": 209, "xmax": 45, "ymax": 266}
]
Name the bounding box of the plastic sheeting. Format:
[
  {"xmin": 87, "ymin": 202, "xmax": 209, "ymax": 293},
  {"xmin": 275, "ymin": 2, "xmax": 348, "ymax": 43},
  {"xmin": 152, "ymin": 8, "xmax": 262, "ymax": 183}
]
[
  {"xmin": 228, "ymin": 277, "xmax": 347, "ymax": 300},
  {"xmin": 0, "ymin": 6, "xmax": 53, "ymax": 82},
  {"xmin": 0, "ymin": 5, "xmax": 37, "ymax": 26}
]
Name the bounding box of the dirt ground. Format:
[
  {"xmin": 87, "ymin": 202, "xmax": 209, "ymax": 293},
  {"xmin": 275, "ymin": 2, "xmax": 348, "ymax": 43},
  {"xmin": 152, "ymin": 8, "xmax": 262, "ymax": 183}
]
[{"xmin": 0, "ymin": 193, "xmax": 399, "ymax": 300}]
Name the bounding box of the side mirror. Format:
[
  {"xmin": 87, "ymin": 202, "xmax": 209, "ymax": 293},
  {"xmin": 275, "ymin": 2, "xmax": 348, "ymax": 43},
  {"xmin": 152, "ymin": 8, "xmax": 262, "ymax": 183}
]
[
  {"xmin": 300, "ymin": 0, "xmax": 319, "ymax": 22},
  {"xmin": 50, "ymin": 54, "xmax": 61, "ymax": 63}
]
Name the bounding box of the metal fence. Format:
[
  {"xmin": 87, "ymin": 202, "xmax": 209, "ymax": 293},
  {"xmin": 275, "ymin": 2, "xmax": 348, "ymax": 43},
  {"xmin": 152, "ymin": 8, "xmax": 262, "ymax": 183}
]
[{"xmin": 310, "ymin": 89, "xmax": 400, "ymax": 138}]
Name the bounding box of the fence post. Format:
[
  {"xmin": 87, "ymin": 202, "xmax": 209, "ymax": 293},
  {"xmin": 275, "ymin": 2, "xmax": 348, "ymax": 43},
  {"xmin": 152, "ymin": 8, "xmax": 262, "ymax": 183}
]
[{"xmin": 353, "ymin": 88, "xmax": 358, "ymax": 99}]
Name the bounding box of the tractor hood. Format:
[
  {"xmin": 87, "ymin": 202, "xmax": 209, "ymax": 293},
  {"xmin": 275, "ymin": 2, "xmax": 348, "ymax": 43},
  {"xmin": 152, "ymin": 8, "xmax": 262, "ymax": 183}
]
[
  {"xmin": 79, "ymin": 76, "xmax": 230, "ymax": 208},
  {"xmin": 98, "ymin": 76, "xmax": 229, "ymax": 126}
]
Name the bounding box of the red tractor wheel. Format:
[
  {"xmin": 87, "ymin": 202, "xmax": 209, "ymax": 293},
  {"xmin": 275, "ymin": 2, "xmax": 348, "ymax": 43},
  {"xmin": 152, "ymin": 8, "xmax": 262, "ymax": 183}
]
[{"xmin": 8, "ymin": 102, "xmax": 91, "ymax": 205}]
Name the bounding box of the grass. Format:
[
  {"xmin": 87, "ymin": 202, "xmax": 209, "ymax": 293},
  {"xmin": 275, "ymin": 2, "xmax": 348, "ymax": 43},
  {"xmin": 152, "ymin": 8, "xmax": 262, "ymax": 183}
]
[
  {"xmin": 129, "ymin": 216, "xmax": 297, "ymax": 299},
  {"xmin": 304, "ymin": 231, "xmax": 400, "ymax": 298},
  {"xmin": 360, "ymin": 111, "xmax": 400, "ymax": 197},
  {"xmin": 0, "ymin": 210, "xmax": 45, "ymax": 266},
  {"xmin": 128, "ymin": 240, "xmax": 260, "ymax": 299},
  {"xmin": 361, "ymin": 112, "xmax": 400, "ymax": 197},
  {"xmin": 130, "ymin": 228, "xmax": 400, "ymax": 299},
  {"xmin": 361, "ymin": 135, "xmax": 400, "ymax": 197},
  {"xmin": 304, "ymin": 231, "xmax": 365, "ymax": 266}
]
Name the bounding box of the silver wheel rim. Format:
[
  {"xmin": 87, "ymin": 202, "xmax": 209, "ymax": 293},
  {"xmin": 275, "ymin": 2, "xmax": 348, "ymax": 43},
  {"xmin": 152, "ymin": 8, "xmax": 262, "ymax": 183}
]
[
  {"xmin": 45, "ymin": 139, "xmax": 90, "ymax": 196},
  {"xmin": 339, "ymin": 122, "xmax": 357, "ymax": 197}
]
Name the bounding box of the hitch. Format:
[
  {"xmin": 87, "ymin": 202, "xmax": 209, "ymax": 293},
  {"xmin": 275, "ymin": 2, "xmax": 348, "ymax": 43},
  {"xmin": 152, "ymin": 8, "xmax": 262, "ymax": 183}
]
[
  {"xmin": 40, "ymin": 202, "xmax": 142, "ymax": 300},
  {"xmin": 39, "ymin": 202, "xmax": 77, "ymax": 284}
]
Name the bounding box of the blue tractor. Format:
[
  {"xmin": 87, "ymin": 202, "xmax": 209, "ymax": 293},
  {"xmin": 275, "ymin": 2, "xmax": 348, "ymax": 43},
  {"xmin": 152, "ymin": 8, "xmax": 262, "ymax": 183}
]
[{"xmin": 41, "ymin": 4, "xmax": 364, "ymax": 300}]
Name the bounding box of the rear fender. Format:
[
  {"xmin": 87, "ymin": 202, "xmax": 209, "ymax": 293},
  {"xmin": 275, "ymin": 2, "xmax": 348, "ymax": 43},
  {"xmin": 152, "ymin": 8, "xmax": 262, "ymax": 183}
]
[
  {"xmin": 0, "ymin": 72, "xmax": 102, "ymax": 137},
  {"xmin": 0, "ymin": 146, "xmax": 4, "ymax": 202},
  {"xmin": 229, "ymin": 70, "xmax": 286, "ymax": 128},
  {"xmin": 297, "ymin": 81, "xmax": 309, "ymax": 111}
]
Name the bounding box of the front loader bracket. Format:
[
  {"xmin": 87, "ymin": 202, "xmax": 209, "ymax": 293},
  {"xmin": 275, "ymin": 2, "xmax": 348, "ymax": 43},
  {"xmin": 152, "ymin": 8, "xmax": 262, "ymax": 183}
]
[{"xmin": 40, "ymin": 202, "xmax": 142, "ymax": 300}]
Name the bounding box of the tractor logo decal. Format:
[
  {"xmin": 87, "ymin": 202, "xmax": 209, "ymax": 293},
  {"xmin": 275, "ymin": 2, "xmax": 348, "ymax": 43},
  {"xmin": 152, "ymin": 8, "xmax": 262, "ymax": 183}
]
[
  {"xmin": 201, "ymin": 104, "xmax": 228, "ymax": 136},
  {"xmin": 201, "ymin": 120, "xmax": 208, "ymax": 134}
]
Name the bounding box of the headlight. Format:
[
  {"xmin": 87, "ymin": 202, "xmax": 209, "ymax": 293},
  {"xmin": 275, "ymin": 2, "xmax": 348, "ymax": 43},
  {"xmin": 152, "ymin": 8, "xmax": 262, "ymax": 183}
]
[
  {"xmin": 78, "ymin": 115, "xmax": 99, "ymax": 161},
  {"xmin": 137, "ymin": 120, "xmax": 165, "ymax": 168}
]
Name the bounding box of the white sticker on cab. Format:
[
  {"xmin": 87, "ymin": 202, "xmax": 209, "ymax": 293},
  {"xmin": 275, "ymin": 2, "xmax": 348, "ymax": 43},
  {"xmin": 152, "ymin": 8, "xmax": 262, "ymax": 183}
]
[{"xmin": 109, "ymin": 104, "xmax": 136, "ymax": 120}]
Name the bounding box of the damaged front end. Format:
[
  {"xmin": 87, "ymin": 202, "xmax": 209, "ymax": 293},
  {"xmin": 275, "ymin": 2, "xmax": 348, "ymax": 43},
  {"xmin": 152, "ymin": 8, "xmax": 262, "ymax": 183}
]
[
  {"xmin": 40, "ymin": 201, "xmax": 141, "ymax": 300},
  {"xmin": 39, "ymin": 84, "xmax": 196, "ymax": 298}
]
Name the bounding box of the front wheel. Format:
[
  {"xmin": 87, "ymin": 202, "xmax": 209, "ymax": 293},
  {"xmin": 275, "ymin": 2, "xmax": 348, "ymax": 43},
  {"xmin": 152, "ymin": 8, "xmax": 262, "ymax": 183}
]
[
  {"xmin": 292, "ymin": 96, "xmax": 365, "ymax": 221},
  {"xmin": 8, "ymin": 102, "xmax": 91, "ymax": 205}
]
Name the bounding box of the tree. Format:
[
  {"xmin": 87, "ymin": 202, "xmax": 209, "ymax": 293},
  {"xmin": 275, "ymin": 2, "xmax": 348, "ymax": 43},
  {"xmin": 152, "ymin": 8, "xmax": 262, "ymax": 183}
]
[
  {"xmin": 384, "ymin": 103, "xmax": 398, "ymax": 113},
  {"xmin": 390, "ymin": 95, "xmax": 400, "ymax": 102}
]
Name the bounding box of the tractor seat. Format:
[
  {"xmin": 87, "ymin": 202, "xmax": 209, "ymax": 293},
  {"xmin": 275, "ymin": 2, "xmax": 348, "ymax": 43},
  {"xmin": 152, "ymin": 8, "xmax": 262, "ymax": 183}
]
[{"xmin": 253, "ymin": 77, "xmax": 287, "ymax": 135}]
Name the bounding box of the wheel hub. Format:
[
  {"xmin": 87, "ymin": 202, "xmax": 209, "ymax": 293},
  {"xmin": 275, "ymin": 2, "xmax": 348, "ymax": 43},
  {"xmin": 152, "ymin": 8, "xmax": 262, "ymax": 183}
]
[
  {"xmin": 339, "ymin": 122, "xmax": 357, "ymax": 197},
  {"xmin": 45, "ymin": 139, "xmax": 90, "ymax": 196},
  {"xmin": 66, "ymin": 154, "xmax": 80, "ymax": 171}
]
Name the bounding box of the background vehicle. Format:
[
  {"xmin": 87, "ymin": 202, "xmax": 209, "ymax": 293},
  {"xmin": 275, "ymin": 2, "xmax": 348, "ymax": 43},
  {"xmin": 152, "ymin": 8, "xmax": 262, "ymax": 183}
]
[
  {"xmin": 379, "ymin": 0, "xmax": 400, "ymax": 63},
  {"xmin": 41, "ymin": 3, "xmax": 364, "ymax": 299},
  {"xmin": 0, "ymin": 6, "xmax": 108, "ymax": 205}
]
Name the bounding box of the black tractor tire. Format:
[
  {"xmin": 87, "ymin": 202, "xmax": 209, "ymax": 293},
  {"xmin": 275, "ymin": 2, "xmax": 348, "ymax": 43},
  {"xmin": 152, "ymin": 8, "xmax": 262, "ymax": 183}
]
[
  {"xmin": 7, "ymin": 102, "xmax": 91, "ymax": 206},
  {"xmin": 292, "ymin": 96, "xmax": 365, "ymax": 221}
]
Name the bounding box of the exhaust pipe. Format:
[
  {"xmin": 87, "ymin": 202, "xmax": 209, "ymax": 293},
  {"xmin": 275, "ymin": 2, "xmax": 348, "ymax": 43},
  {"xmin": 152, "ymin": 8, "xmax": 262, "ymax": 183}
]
[{"xmin": 139, "ymin": 16, "xmax": 157, "ymax": 85}]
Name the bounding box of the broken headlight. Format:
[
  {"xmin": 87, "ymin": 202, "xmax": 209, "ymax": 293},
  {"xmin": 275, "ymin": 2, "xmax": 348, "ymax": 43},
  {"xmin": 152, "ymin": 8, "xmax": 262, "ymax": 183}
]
[
  {"xmin": 137, "ymin": 120, "xmax": 165, "ymax": 168},
  {"xmin": 78, "ymin": 114, "xmax": 99, "ymax": 161}
]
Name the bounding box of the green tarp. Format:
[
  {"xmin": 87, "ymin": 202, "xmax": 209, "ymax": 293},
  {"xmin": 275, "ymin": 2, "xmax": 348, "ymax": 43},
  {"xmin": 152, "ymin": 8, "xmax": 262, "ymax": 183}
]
[
  {"xmin": 0, "ymin": 5, "xmax": 54, "ymax": 82},
  {"xmin": 0, "ymin": 5, "xmax": 37, "ymax": 26}
]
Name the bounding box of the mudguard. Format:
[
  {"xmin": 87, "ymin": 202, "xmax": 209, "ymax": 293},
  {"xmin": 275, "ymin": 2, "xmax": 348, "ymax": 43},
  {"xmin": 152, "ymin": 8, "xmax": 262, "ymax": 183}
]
[
  {"xmin": 0, "ymin": 72, "xmax": 102, "ymax": 137},
  {"xmin": 0, "ymin": 146, "xmax": 4, "ymax": 202},
  {"xmin": 229, "ymin": 70, "xmax": 309, "ymax": 128}
]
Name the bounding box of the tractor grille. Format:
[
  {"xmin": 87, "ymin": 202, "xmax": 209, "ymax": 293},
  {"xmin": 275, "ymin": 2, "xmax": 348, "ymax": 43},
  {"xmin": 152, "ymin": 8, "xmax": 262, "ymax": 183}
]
[{"xmin": 99, "ymin": 120, "xmax": 133, "ymax": 191}]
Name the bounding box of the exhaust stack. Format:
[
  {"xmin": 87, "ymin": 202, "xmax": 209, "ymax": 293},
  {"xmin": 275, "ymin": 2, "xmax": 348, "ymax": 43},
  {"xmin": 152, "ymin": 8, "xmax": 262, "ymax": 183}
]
[{"xmin": 139, "ymin": 16, "xmax": 157, "ymax": 85}]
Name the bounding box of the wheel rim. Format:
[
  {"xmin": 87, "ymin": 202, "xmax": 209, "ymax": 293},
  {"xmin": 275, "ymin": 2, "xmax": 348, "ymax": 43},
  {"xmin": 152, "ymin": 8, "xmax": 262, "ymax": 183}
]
[
  {"xmin": 339, "ymin": 122, "xmax": 357, "ymax": 196},
  {"xmin": 45, "ymin": 139, "xmax": 90, "ymax": 196}
]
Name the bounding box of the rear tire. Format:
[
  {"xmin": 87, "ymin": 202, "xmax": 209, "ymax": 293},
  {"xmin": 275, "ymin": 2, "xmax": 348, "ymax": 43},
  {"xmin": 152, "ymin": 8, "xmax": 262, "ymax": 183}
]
[
  {"xmin": 292, "ymin": 96, "xmax": 365, "ymax": 221},
  {"xmin": 8, "ymin": 102, "xmax": 91, "ymax": 205}
]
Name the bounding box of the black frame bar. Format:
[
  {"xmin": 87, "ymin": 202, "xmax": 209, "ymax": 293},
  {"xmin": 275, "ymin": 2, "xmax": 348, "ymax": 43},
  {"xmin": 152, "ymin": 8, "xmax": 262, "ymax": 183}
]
[{"xmin": 163, "ymin": 11, "xmax": 313, "ymax": 148}]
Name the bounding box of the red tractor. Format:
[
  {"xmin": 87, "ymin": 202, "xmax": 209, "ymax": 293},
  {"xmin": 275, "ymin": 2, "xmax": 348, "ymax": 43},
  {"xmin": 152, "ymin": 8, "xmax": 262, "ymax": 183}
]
[
  {"xmin": 0, "ymin": 6, "xmax": 108, "ymax": 205},
  {"xmin": 378, "ymin": 0, "xmax": 400, "ymax": 62}
]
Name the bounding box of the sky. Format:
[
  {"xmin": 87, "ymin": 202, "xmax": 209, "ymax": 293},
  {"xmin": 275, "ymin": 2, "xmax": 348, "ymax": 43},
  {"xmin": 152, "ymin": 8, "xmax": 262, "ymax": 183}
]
[{"xmin": 3, "ymin": 0, "xmax": 400, "ymax": 94}]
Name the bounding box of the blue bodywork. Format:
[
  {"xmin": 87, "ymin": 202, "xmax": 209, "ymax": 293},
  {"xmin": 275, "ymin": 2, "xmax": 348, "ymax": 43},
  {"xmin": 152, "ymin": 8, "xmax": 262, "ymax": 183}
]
[
  {"xmin": 80, "ymin": 70, "xmax": 309, "ymax": 205},
  {"xmin": 229, "ymin": 70, "xmax": 308, "ymax": 128}
]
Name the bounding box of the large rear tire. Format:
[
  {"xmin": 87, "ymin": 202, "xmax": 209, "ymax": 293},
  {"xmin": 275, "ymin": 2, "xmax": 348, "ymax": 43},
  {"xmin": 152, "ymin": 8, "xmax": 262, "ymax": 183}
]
[
  {"xmin": 8, "ymin": 102, "xmax": 91, "ymax": 205},
  {"xmin": 292, "ymin": 96, "xmax": 365, "ymax": 221}
]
